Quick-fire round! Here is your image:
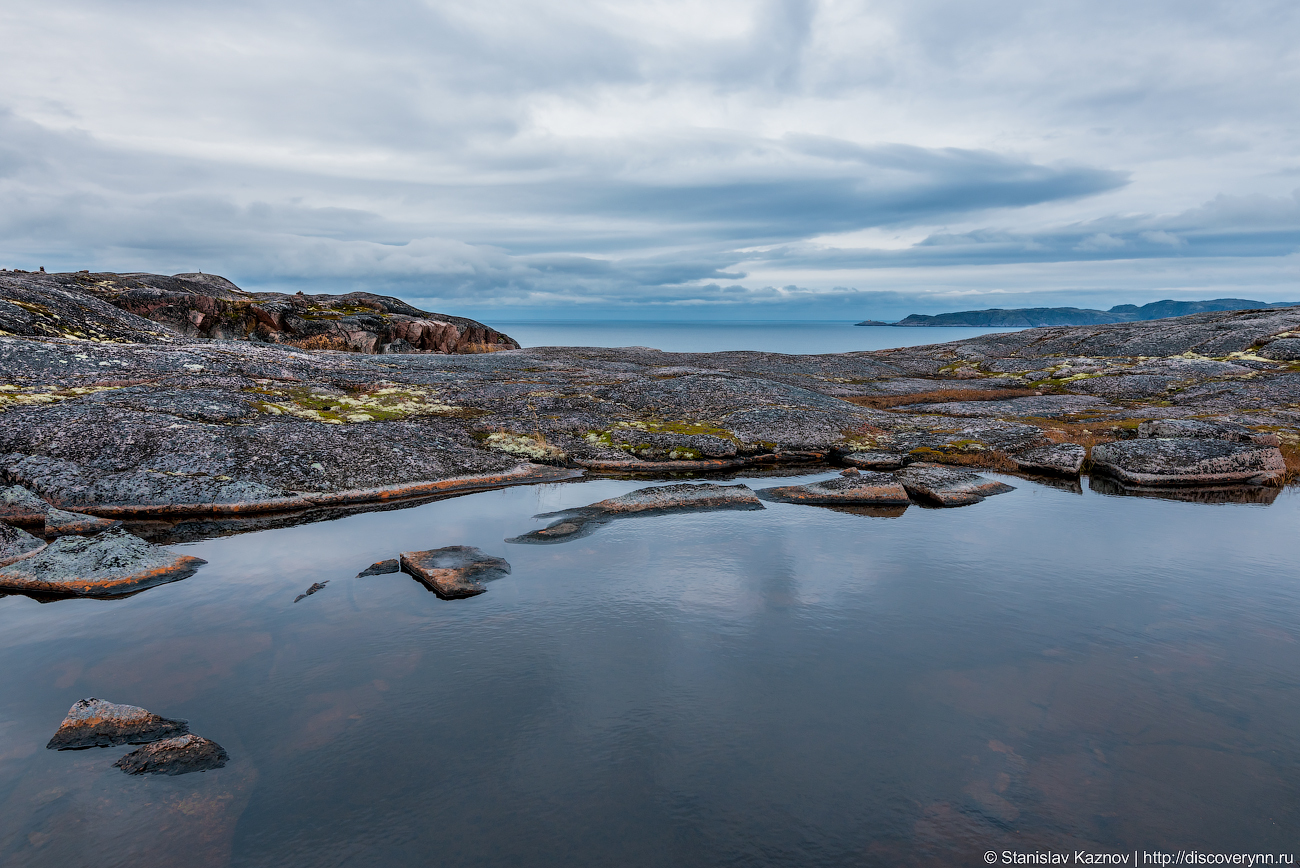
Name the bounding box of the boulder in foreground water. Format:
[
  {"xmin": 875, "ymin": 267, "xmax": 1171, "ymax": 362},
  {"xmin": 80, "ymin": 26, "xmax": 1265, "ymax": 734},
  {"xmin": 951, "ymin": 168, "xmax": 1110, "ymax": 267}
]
[
  {"xmin": 507, "ymin": 483, "xmax": 764, "ymax": 544},
  {"xmin": 114, "ymin": 734, "xmax": 229, "ymax": 776},
  {"xmin": 1090, "ymin": 438, "xmax": 1285, "ymax": 486},
  {"xmin": 0, "ymin": 527, "xmax": 207, "ymax": 597},
  {"xmin": 0, "ymin": 521, "xmax": 45, "ymax": 567},
  {"xmin": 400, "ymin": 545, "xmax": 511, "ymax": 599},
  {"xmin": 896, "ymin": 464, "xmax": 1016, "ymax": 507},
  {"xmin": 759, "ymin": 472, "xmax": 909, "ymax": 506},
  {"xmin": 47, "ymin": 698, "xmax": 189, "ymax": 750}
]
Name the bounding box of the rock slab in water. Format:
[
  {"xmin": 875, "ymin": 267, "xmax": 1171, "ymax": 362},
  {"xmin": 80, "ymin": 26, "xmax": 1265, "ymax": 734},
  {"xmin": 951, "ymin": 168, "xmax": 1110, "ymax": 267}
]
[
  {"xmin": 400, "ymin": 546, "xmax": 511, "ymax": 599},
  {"xmin": 0, "ymin": 527, "xmax": 207, "ymax": 597},
  {"xmin": 507, "ymin": 483, "xmax": 765, "ymax": 544},
  {"xmin": 1136, "ymin": 418, "xmax": 1280, "ymax": 446},
  {"xmin": 0, "ymin": 521, "xmax": 45, "ymax": 567},
  {"xmin": 1090, "ymin": 438, "xmax": 1286, "ymax": 486},
  {"xmin": 838, "ymin": 451, "xmax": 911, "ymax": 471},
  {"xmin": 294, "ymin": 581, "xmax": 328, "ymax": 602},
  {"xmin": 356, "ymin": 558, "xmax": 399, "ymax": 577},
  {"xmin": 113, "ymin": 734, "xmax": 229, "ymax": 776},
  {"xmin": 1012, "ymin": 443, "xmax": 1087, "ymax": 476},
  {"xmin": 896, "ymin": 464, "xmax": 1016, "ymax": 507},
  {"xmin": 47, "ymin": 698, "xmax": 189, "ymax": 750},
  {"xmin": 759, "ymin": 473, "xmax": 910, "ymax": 506}
]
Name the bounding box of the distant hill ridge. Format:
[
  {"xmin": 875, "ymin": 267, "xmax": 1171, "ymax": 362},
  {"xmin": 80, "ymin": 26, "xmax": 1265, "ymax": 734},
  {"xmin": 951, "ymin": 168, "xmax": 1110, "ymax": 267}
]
[{"xmin": 856, "ymin": 298, "xmax": 1300, "ymax": 327}]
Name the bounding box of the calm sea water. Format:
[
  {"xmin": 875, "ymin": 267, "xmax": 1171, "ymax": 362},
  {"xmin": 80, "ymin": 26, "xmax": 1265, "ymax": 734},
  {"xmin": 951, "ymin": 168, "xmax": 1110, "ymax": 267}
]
[
  {"xmin": 495, "ymin": 321, "xmax": 1020, "ymax": 354},
  {"xmin": 1, "ymin": 471, "xmax": 1298, "ymax": 866}
]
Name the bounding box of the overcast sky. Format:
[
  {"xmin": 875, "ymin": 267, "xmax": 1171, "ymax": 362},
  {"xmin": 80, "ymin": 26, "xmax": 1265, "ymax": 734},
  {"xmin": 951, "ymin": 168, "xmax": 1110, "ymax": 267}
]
[{"xmin": 2, "ymin": 0, "xmax": 1298, "ymax": 319}]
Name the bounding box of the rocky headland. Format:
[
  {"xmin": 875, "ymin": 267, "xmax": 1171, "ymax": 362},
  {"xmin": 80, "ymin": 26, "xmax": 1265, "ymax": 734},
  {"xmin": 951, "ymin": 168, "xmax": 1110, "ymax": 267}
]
[
  {"xmin": 2, "ymin": 270, "xmax": 1300, "ymax": 595},
  {"xmin": 858, "ymin": 298, "xmax": 1300, "ymax": 327}
]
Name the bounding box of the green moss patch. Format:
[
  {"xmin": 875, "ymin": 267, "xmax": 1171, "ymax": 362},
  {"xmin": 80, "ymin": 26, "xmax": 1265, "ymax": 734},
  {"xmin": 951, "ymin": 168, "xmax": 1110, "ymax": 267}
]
[{"xmin": 244, "ymin": 380, "xmax": 470, "ymax": 424}]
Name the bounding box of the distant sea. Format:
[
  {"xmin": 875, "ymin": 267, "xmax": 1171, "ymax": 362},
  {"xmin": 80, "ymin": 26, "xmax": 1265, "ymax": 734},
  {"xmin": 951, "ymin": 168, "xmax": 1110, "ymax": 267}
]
[{"xmin": 493, "ymin": 320, "xmax": 1022, "ymax": 354}]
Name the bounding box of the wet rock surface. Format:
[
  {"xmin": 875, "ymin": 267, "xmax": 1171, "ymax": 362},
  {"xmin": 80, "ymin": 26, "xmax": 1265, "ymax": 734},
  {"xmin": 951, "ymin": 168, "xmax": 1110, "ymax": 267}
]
[
  {"xmin": 759, "ymin": 473, "xmax": 910, "ymax": 506},
  {"xmin": 896, "ymin": 464, "xmax": 1016, "ymax": 507},
  {"xmin": 507, "ymin": 483, "xmax": 765, "ymax": 544},
  {"xmin": 0, "ymin": 520, "xmax": 45, "ymax": 567},
  {"xmin": 3, "ymin": 285, "xmax": 1300, "ymax": 526},
  {"xmin": 1090, "ymin": 439, "xmax": 1286, "ymax": 487},
  {"xmin": 47, "ymin": 698, "xmax": 189, "ymax": 749},
  {"xmin": 357, "ymin": 558, "xmax": 399, "ymax": 577},
  {"xmin": 294, "ymin": 581, "xmax": 328, "ymax": 602},
  {"xmin": 113, "ymin": 734, "xmax": 229, "ymax": 776},
  {"xmin": 400, "ymin": 545, "xmax": 512, "ymax": 599},
  {"xmin": 0, "ymin": 527, "xmax": 207, "ymax": 597}
]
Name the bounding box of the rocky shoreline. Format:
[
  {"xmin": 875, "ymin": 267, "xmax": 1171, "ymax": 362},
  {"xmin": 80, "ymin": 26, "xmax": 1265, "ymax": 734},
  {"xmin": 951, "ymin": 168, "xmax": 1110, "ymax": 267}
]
[{"xmin": 2, "ymin": 271, "xmax": 1299, "ymax": 593}]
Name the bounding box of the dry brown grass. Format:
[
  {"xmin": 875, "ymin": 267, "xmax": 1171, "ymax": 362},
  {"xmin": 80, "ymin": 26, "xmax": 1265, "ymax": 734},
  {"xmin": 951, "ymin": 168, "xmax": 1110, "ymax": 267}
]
[
  {"xmin": 1279, "ymin": 441, "xmax": 1300, "ymax": 485},
  {"xmin": 286, "ymin": 334, "xmax": 349, "ymax": 351},
  {"xmin": 459, "ymin": 341, "xmax": 511, "ymax": 354},
  {"xmin": 845, "ymin": 388, "xmax": 1040, "ymax": 410}
]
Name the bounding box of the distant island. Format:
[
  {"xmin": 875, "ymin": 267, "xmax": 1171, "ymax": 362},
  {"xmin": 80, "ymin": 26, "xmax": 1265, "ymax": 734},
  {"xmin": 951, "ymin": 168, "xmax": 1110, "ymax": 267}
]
[{"xmin": 856, "ymin": 298, "xmax": 1300, "ymax": 327}]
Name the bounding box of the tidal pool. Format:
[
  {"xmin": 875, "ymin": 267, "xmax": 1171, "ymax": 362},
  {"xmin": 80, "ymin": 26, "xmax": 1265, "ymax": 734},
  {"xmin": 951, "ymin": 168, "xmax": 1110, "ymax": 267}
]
[{"xmin": 1, "ymin": 472, "xmax": 1297, "ymax": 865}]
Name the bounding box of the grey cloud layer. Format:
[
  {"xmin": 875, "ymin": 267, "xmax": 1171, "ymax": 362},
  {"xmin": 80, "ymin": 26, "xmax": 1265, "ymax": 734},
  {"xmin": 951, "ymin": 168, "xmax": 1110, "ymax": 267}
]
[{"xmin": 1, "ymin": 0, "xmax": 1297, "ymax": 316}]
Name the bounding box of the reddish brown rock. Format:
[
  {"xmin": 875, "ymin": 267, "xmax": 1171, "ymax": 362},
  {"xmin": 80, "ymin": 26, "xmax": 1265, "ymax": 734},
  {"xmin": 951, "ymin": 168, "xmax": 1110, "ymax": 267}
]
[
  {"xmin": 47, "ymin": 698, "xmax": 189, "ymax": 750},
  {"xmin": 399, "ymin": 545, "xmax": 511, "ymax": 599}
]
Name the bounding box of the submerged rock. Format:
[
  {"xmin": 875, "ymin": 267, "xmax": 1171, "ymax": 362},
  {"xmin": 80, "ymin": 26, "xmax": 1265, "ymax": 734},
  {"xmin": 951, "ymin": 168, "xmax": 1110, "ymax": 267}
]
[
  {"xmin": 759, "ymin": 473, "xmax": 910, "ymax": 506},
  {"xmin": 43, "ymin": 507, "xmax": 121, "ymax": 536},
  {"xmin": 400, "ymin": 545, "xmax": 511, "ymax": 599},
  {"xmin": 114, "ymin": 733, "xmax": 228, "ymax": 776},
  {"xmin": 0, "ymin": 486, "xmax": 50, "ymax": 527},
  {"xmin": 0, "ymin": 527, "xmax": 207, "ymax": 597},
  {"xmin": 1090, "ymin": 439, "xmax": 1286, "ymax": 487},
  {"xmin": 357, "ymin": 558, "xmax": 399, "ymax": 577},
  {"xmin": 47, "ymin": 698, "xmax": 189, "ymax": 750},
  {"xmin": 1011, "ymin": 443, "xmax": 1087, "ymax": 476},
  {"xmin": 507, "ymin": 483, "xmax": 764, "ymax": 544},
  {"xmin": 294, "ymin": 581, "xmax": 328, "ymax": 602},
  {"xmin": 1136, "ymin": 418, "xmax": 1280, "ymax": 446},
  {"xmin": 895, "ymin": 463, "xmax": 1016, "ymax": 507},
  {"xmin": 0, "ymin": 521, "xmax": 45, "ymax": 567}
]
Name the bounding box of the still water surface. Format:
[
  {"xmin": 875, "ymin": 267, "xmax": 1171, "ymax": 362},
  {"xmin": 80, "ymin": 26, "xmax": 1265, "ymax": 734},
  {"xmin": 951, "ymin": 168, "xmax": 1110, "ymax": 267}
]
[
  {"xmin": 496, "ymin": 320, "xmax": 1021, "ymax": 354},
  {"xmin": 1, "ymin": 472, "xmax": 1297, "ymax": 865}
]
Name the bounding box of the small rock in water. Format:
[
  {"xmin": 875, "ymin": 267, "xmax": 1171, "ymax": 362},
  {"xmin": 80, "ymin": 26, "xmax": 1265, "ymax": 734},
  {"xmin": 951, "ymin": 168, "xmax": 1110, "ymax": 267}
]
[
  {"xmin": 400, "ymin": 546, "xmax": 511, "ymax": 599},
  {"xmin": 0, "ymin": 521, "xmax": 45, "ymax": 568},
  {"xmin": 114, "ymin": 733, "xmax": 228, "ymax": 776},
  {"xmin": 759, "ymin": 473, "xmax": 910, "ymax": 506},
  {"xmin": 356, "ymin": 558, "xmax": 399, "ymax": 577},
  {"xmin": 0, "ymin": 527, "xmax": 207, "ymax": 597},
  {"xmin": 1011, "ymin": 443, "xmax": 1086, "ymax": 477},
  {"xmin": 895, "ymin": 463, "xmax": 1015, "ymax": 507},
  {"xmin": 507, "ymin": 483, "xmax": 764, "ymax": 544},
  {"xmin": 47, "ymin": 698, "xmax": 189, "ymax": 750},
  {"xmin": 43, "ymin": 507, "xmax": 121, "ymax": 537},
  {"xmin": 1090, "ymin": 438, "xmax": 1285, "ymax": 487},
  {"xmin": 838, "ymin": 451, "xmax": 911, "ymax": 471},
  {"xmin": 0, "ymin": 486, "xmax": 51, "ymax": 527},
  {"xmin": 294, "ymin": 580, "xmax": 328, "ymax": 602}
]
